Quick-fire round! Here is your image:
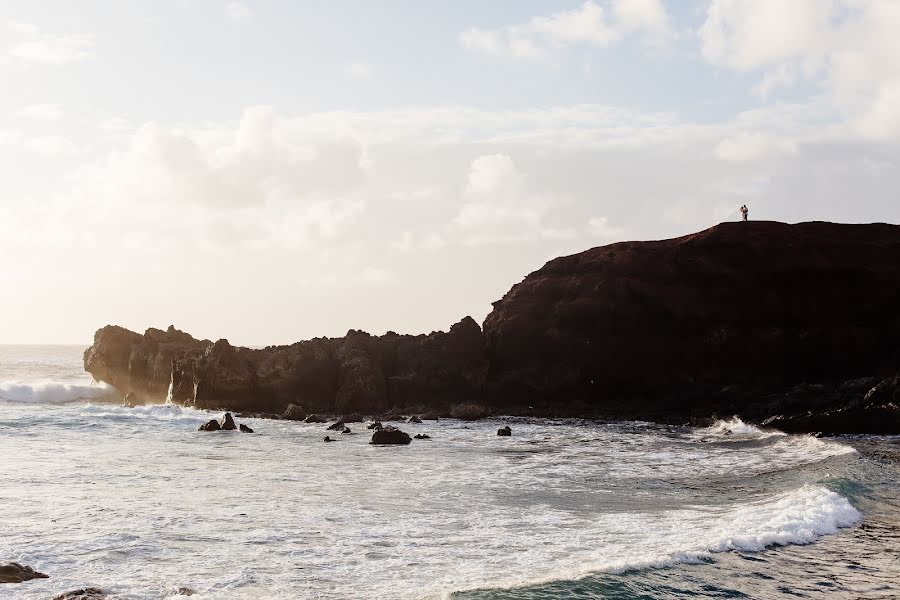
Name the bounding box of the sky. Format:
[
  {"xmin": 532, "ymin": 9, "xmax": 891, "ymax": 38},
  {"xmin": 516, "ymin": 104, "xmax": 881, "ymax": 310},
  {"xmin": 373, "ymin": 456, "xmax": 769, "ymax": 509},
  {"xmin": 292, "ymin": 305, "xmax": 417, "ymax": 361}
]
[{"xmin": 1, "ymin": 0, "xmax": 899, "ymax": 345}]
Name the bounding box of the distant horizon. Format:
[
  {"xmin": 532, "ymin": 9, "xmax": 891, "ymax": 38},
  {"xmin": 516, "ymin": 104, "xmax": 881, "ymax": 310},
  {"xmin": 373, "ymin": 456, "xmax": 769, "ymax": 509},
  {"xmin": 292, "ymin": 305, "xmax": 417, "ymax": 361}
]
[{"xmin": 3, "ymin": 1, "xmax": 900, "ymax": 345}]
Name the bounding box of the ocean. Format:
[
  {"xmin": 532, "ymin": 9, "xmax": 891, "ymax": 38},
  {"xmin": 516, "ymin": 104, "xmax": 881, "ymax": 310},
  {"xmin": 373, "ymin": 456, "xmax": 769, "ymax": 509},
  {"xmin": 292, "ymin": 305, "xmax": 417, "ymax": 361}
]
[{"xmin": 1, "ymin": 345, "xmax": 898, "ymax": 599}]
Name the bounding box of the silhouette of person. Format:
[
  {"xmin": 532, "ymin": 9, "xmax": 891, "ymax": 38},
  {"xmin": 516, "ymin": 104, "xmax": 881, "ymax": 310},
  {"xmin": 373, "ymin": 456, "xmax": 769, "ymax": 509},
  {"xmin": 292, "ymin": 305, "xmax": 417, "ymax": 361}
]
[{"xmin": 740, "ymin": 205, "xmax": 749, "ymax": 221}]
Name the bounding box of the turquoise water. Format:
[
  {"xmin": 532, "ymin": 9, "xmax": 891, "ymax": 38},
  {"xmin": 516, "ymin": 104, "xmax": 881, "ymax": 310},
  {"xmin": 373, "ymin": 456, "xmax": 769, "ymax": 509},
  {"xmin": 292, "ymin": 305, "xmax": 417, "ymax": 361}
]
[{"xmin": 0, "ymin": 346, "xmax": 898, "ymax": 599}]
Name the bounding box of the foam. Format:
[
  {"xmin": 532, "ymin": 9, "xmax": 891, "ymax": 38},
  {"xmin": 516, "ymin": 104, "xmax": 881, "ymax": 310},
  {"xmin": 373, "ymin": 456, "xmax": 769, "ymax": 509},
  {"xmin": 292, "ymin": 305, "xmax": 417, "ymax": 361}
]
[
  {"xmin": 0, "ymin": 379, "xmax": 117, "ymax": 404},
  {"xmin": 703, "ymin": 416, "xmax": 785, "ymax": 438}
]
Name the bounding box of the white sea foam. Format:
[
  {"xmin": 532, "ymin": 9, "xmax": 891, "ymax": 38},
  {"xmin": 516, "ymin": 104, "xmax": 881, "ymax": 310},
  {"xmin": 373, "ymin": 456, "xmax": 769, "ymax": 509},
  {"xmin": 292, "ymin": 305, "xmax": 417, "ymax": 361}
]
[
  {"xmin": 0, "ymin": 379, "xmax": 116, "ymax": 404},
  {"xmin": 703, "ymin": 416, "xmax": 785, "ymax": 437}
]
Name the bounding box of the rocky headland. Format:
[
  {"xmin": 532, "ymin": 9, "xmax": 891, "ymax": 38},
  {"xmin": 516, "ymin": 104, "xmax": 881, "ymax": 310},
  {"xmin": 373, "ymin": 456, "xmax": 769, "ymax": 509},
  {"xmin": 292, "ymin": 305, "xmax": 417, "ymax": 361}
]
[{"xmin": 84, "ymin": 221, "xmax": 900, "ymax": 434}]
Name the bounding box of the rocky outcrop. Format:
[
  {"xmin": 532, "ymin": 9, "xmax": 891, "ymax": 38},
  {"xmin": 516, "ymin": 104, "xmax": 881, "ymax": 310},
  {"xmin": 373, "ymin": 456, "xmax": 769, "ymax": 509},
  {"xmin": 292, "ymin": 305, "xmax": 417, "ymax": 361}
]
[
  {"xmin": 497, "ymin": 426, "xmax": 511, "ymax": 436},
  {"xmin": 52, "ymin": 588, "xmax": 106, "ymax": 600},
  {"xmin": 370, "ymin": 426, "xmax": 412, "ymax": 445},
  {"xmin": 0, "ymin": 562, "xmax": 48, "ymax": 584},
  {"xmin": 84, "ymin": 222, "xmax": 900, "ymax": 433}
]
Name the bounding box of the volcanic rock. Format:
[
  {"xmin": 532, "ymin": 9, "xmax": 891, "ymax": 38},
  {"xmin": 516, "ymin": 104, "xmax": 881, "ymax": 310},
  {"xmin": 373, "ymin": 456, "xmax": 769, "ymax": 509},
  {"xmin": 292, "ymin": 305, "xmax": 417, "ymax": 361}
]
[
  {"xmin": 341, "ymin": 426, "xmax": 351, "ymax": 434},
  {"xmin": 198, "ymin": 419, "xmax": 220, "ymax": 432},
  {"xmin": 220, "ymin": 413, "xmax": 237, "ymax": 431},
  {"xmin": 52, "ymin": 588, "xmax": 106, "ymax": 600},
  {"xmin": 414, "ymin": 433, "xmax": 431, "ymax": 439},
  {"xmin": 304, "ymin": 414, "xmax": 327, "ymax": 424},
  {"xmin": 326, "ymin": 421, "xmax": 345, "ymax": 431},
  {"xmin": 239, "ymin": 424, "xmax": 253, "ymax": 433},
  {"xmin": 370, "ymin": 426, "xmax": 412, "ymax": 445},
  {"xmin": 497, "ymin": 426, "xmax": 512, "ymax": 436},
  {"xmin": 0, "ymin": 562, "xmax": 49, "ymax": 584},
  {"xmin": 407, "ymin": 415, "xmax": 422, "ymax": 423},
  {"xmin": 282, "ymin": 404, "xmax": 306, "ymax": 421}
]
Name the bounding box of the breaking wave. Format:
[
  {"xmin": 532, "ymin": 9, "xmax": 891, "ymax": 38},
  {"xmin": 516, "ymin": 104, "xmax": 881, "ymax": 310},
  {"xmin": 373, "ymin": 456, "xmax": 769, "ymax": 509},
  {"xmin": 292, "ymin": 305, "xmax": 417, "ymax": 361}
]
[{"xmin": 0, "ymin": 380, "xmax": 117, "ymax": 404}]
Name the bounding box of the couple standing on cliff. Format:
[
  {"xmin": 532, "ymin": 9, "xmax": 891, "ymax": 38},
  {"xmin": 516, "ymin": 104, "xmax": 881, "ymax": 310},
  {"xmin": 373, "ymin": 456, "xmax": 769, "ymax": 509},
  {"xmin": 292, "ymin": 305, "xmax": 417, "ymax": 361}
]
[{"xmin": 740, "ymin": 205, "xmax": 749, "ymax": 221}]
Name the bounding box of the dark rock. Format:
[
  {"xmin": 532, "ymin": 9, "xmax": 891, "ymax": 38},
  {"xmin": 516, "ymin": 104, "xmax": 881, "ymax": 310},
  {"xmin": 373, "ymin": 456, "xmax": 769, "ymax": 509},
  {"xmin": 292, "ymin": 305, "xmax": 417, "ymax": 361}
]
[
  {"xmin": 323, "ymin": 436, "xmax": 334, "ymax": 442},
  {"xmin": 414, "ymin": 433, "xmax": 431, "ymax": 439},
  {"xmin": 198, "ymin": 419, "xmax": 221, "ymax": 432},
  {"xmin": 367, "ymin": 421, "xmax": 383, "ymax": 430},
  {"xmin": 407, "ymin": 415, "xmax": 422, "ymax": 423},
  {"xmin": 282, "ymin": 403, "xmax": 306, "ymax": 421},
  {"xmin": 451, "ymin": 403, "xmax": 489, "ymax": 420},
  {"xmin": 304, "ymin": 414, "xmax": 327, "ymax": 423},
  {"xmin": 52, "ymin": 588, "xmax": 106, "ymax": 600},
  {"xmin": 497, "ymin": 425, "xmax": 512, "ymax": 436},
  {"xmin": 420, "ymin": 412, "xmax": 441, "ymax": 421},
  {"xmin": 122, "ymin": 392, "xmax": 137, "ymax": 408},
  {"xmin": 239, "ymin": 423, "xmax": 253, "ymax": 433},
  {"xmin": 370, "ymin": 426, "xmax": 412, "ymax": 445},
  {"xmin": 341, "ymin": 426, "xmax": 351, "ymax": 434},
  {"xmin": 382, "ymin": 412, "xmax": 406, "ymax": 422},
  {"xmin": 0, "ymin": 562, "xmax": 49, "ymax": 583},
  {"xmin": 326, "ymin": 421, "xmax": 346, "ymax": 431},
  {"xmin": 175, "ymin": 588, "xmax": 195, "ymax": 596},
  {"xmin": 338, "ymin": 413, "xmax": 364, "ymax": 423},
  {"xmin": 220, "ymin": 413, "xmax": 237, "ymax": 431}
]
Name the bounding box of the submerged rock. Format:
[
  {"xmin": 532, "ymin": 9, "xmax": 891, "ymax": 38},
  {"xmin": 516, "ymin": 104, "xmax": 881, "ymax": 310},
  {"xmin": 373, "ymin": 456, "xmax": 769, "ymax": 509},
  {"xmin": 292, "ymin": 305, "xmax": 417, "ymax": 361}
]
[
  {"xmin": 175, "ymin": 587, "xmax": 195, "ymax": 596},
  {"xmin": 497, "ymin": 425, "xmax": 512, "ymax": 436},
  {"xmin": 326, "ymin": 421, "xmax": 346, "ymax": 431},
  {"xmin": 239, "ymin": 423, "xmax": 254, "ymax": 433},
  {"xmin": 370, "ymin": 426, "xmax": 412, "ymax": 445},
  {"xmin": 0, "ymin": 562, "xmax": 49, "ymax": 584},
  {"xmin": 52, "ymin": 588, "xmax": 106, "ymax": 600},
  {"xmin": 221, "ymin": 413, "xmax": 237, "ymax": 431},
  {"xmin": 341, "ymin": 426, "xmax": 351, "ymax": 434},
  {"xmin": 282, "ymin": 403, "xmax": 306, "ymax": 421},
  {"xmin": 323, "ymin": 436, "xmax": 334, "ymax": 442},
  {"xmin": 414, "ymin": 433, "xmax": 431, "ymax": 439},
  {"xmin": 198, "ymin": 419, "xmax": 221, "ymax": 432}
]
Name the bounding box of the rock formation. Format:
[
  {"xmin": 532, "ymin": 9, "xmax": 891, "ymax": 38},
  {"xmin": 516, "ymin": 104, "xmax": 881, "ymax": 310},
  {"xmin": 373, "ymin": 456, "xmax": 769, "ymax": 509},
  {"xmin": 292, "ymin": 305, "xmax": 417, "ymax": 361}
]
[
  {"xmin": 0, "ymin": 562, "xmax": 49, "ymax": 584},
  {"xmin": 84, "ymin": 222, "xmax": 900, "ymax": 433}
]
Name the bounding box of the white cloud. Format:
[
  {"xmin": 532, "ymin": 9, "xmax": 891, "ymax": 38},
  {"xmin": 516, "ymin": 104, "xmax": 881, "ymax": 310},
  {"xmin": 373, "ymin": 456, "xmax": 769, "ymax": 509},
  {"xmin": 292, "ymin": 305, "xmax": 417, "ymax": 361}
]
[
  {"xmin": 460, "ymin": 0, "xmax": 671, "ymax": 60},
  {"xmin": 224, "ymin": 2, "xmax": 251, "ymax": 21},
  {"xmin": 714, "ymin": 132, "xmax": 797, "ymax": 161},
  {"xmin": 587, "ymin": 216, "xmax": 625, "ymax": 241},
  {"xmin": 345, "ymin": 61, "xmax": 374, "ymax": 80},
  {"xmin": 5, "ymin": 23, "xmax": 94, "ymax": 65},
  {"xmin": 24, "ymin": 135, "xmax": 81, "ymax": 157},
  {"xmin": 699, "ymin": 0, "xmax": 900, "ymax": 140},
  {"xmin": 17, "ymin": 103, "xmax": 64, "ymax": 121}
]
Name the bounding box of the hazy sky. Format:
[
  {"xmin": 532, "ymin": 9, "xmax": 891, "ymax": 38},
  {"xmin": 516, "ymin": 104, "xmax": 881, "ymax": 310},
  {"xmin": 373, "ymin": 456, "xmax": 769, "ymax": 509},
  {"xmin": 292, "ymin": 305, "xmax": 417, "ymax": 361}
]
[{"xmin": 1, "ymin": 0, "xmax": 899, "ymax": 345}]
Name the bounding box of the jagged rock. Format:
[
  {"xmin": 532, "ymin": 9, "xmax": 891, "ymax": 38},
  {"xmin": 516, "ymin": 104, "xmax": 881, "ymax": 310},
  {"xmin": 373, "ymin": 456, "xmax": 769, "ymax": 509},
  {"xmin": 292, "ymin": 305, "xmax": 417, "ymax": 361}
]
[
  {"xmin": 239, "ymin": 424, "xmax": 253, "ymax": 433},
  {"xmin": 451, "ymin": 404, "xmax": 489, "ymax": 420},
  {"xmin": 52, "ymin": 588, "xmax": 106, "ymax": 600},
  {"xmin": 497, "ymin": 425, "xmax": 512, "ymax": 436},
  {"xmin": 198, "ymin": 419, "xmax": 220, "ymax": 432},
  {"xmin": 414, "ymin": 433, "xmax": 431, "ymax": 439},
  {"xmin": 0, "ymin": 562, "xmax": 49, "ymax": 583},
  {"xmin": 282, "ymin": 404, "xmax": 306, "ymax": 421},
  {"xmin": 370, "ymin": 426, "xmax": 412, "ymax": 445},
  {"xmin": 220, "ymin": 413, "xmax": 237, "ymax": 431},
  {"xmin": 122, "ymin": 392, "xmax": 137, "ymax": 408},
  {"xmin": 407, "ymin": 415, "xmax": 422, "ymax": 423},
  {"xmin": 304, "ymin": 414, "xmax": 327, "ymax": 423},
  {"xmin": 367, "ymin": 421, "xmax": 383, "ymax": 430},
  {"xmin": 326, "ymin": 421, "xmax": 346, "ymax": 431},
  {"xmin": 341, "ymin": 426, "xmax": 351, "ymax": 434},
  {"xmin": 323, "ymin": 436, "xmax": 334, "ymax": 442}
]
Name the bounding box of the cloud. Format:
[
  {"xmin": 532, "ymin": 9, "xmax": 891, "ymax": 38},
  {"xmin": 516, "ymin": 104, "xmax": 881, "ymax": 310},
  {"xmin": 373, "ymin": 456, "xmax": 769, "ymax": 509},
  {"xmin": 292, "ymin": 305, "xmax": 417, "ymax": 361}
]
[
  {"xmin": 24, "ymin": 135, "xmax": 81, "ymax": 156},
  {"xmin": 345, "ymin": 61, "xmax": 375, "ymax": 80},
  {"xmin": 17, "ymin": 103, "xmax": 64, "ymax": 121},
  {"xmin": 4, "ymin": 23, "xmax": 94, "ymax": 65},
  {"xmin": 587, "ymin": 216, "xmax": 625, "ymax": 241},
  {"xmin": 224, "ymin": 2, "xmax": 251, "ymax": 21},
  {"xmin": 714, "ymin": 132, "xmax": 797, "ymax": 161},
  {"xmin": 460, "ymin": 0, "xmax": 671, "ymax": 60},
  {"xmin": 699, "ymin": 0, "xmax": 900, "ymax": 139}
]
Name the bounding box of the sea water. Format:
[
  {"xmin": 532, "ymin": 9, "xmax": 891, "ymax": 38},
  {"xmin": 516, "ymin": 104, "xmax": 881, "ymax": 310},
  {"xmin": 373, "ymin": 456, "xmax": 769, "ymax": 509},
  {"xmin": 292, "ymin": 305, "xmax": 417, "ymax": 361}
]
[{"xmin": 1, "ymin": 345, "xmax": 898, "ymax": 599}]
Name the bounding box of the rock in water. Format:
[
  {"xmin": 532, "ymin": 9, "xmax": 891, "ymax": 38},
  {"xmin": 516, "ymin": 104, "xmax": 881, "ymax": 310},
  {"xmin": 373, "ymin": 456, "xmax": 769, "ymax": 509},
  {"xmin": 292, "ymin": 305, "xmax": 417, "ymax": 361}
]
[
  {"xmin": 323, "ymin": 436, "xmax": 334, "ymax": 442},
  {"xmin": 0, "ymin": 562, "xmax": 49, "ymax": 583},
  {"xmin": 497, "ymin": 425, "xmax": 512, "ymax": 436},
  {"xmin": 175, "ymin": 587, "xmax": 195, "ymax": 596},
  {"xmin": 370, "ymin": 426, "xmax": 412, "ymax": 445},
  {"xmin": 414, "ymin": 433, "xmax": 431, "ymax": 439},
  {"xmin": 326, "ymin": 421, "xmax": 346, "ymax": 431},
  {"xmin": 281, "ymin": 403, "xmax": 306, "ymax": 421},
  {"xmin": 221, "ymin": 413, "xmax": 237, "ymax": 431},
  {"xmin": 407, "ymin": 415, "xmax": 422, "ymax": 423},
  {"xmin": 239, "ymin": 423, "xmax": 253, "ymax": 433},
  {"xmin": 198, "ymin": 419, "xmax": 220, "ymax": 432},
  {"xmin": 338, "ymin": 413, "xmax": 364, "ymax": 423},
  {"xmin": 52, "ymin": 588, "xmax": 106, "ymax": 600},
  {"xmin": 304, "ymin": 414, "xmax": 327, "ymax": 424},
  {"xmin": 341, "ymin": 426, "xmax": 351, "ymax": 434},
  {"xmin": 122, "ymin": 392, "xmax": 137, "ymax": 408},
  {"xmin": 366, "ymin": 421, "xmax": 383, "ymax": 430}
]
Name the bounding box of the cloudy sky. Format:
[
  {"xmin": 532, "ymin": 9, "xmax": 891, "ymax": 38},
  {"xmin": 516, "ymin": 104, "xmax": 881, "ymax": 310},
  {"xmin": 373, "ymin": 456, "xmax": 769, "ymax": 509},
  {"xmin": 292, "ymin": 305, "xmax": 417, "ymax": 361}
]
[{"xmin": 1, "ymin": 0, "xmax": 899, "ymax": 344}]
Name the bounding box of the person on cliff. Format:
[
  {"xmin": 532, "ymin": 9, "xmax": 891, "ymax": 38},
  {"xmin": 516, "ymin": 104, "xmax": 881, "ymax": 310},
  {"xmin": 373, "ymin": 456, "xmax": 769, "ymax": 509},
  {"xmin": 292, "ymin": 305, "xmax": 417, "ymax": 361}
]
[{"xmin": 740, "ymin": 205, "xmax": 749, "ymax": 221}]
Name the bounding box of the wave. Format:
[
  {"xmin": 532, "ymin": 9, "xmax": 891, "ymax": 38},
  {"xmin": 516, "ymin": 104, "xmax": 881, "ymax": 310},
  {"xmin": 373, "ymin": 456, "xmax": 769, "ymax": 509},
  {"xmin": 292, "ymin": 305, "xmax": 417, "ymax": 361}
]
[
  {"xmin": 703, "ymin": 416, "xmax": 786, "ymax": 438},
  {"xmin": 0, "ymin": 380, "xmax": 118, "ymax": 404},
  {"xmin": 451, "ymin": 484, "xmax": 860, "ymax": 597}
]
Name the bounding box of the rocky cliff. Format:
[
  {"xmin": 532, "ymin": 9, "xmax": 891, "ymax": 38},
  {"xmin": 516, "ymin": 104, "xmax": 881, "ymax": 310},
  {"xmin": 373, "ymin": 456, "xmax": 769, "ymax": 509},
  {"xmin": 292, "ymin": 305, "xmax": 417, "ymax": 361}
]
[{"xmin": 84, "ymin": 221, "xmax": 900, "ymax": 432}]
